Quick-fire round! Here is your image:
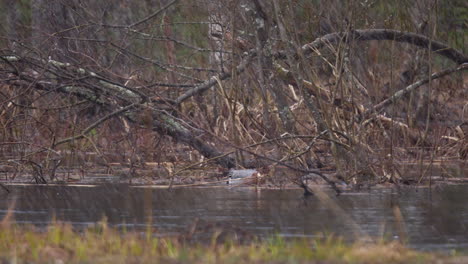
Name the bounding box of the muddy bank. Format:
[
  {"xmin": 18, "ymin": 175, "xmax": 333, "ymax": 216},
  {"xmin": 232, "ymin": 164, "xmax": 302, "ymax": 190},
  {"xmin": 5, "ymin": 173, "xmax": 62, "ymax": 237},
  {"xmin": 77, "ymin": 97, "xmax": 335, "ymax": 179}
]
[{"xmin": 1, "ymin": 160, "xmax": 466, "ymax": 189}]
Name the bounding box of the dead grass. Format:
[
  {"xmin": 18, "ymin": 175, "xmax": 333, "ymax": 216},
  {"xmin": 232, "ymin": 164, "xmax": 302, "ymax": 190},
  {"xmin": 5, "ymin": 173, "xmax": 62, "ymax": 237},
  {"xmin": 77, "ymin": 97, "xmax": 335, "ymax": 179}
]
[{"xmin": 0, "ymin": 220, "xmax": 463, "ymax": 264}]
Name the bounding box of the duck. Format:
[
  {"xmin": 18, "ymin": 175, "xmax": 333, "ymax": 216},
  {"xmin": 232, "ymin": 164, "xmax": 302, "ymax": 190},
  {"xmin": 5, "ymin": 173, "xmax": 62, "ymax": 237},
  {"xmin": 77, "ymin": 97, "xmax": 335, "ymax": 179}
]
[
  {"xmin": 218, "ymin": 168, "xmax": 265, "ymax": 186},
  {"xmin": 227, "ymin": 169, "xmax": 259, "ymax": 185}
]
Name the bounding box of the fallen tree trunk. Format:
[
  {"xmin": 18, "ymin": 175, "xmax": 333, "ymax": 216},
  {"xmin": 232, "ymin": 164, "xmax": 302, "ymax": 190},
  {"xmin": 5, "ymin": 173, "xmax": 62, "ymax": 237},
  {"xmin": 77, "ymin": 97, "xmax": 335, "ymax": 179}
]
[
  {"xmin": 1, "ymin": 28, "xmax": 465, "ymax": 174},
  {"xmin": 1, "ymin": 54, "xmax": 237, "ymax": 168}
]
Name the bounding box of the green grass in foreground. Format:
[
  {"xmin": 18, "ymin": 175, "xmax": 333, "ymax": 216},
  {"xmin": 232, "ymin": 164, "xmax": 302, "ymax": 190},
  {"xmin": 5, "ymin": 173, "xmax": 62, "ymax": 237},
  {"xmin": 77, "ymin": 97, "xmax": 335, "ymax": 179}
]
[{"xmin": 0, "ymin": 220, "xmax": 465, "ymax": 264}]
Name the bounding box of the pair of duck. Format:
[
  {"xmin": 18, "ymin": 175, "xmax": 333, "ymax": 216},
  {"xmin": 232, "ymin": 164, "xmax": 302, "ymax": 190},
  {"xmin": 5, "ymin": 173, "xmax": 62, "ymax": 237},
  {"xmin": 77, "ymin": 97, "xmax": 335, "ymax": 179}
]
[
  {"xmin": 222, "ymin": 168, "xmax": 347, "ymax": 196},
  {"xmin": 222, "ymin": 168, "xmax": 264, "ymax": 185}
]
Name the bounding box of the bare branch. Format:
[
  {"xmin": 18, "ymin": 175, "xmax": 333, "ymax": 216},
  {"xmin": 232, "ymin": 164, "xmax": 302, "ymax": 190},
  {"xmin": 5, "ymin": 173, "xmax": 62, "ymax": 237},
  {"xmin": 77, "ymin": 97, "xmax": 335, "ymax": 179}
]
[
  {"xmin": 129, "ymin": 0, "xmax": 179, "ymax": 28},
  {"xmin": 280, "ymin": 29, "xmax": 467, "ymax": 64},
  {"xmin": 52, "ymin": 103, "xmax": 138, "ymax": 148},
  {"xmin": 361, "ymin": 63, "xmax": 468, "ymax": 120},
  {"xmin": 174, "ymin": 52, "xmax": 255, "ymax": 105}
]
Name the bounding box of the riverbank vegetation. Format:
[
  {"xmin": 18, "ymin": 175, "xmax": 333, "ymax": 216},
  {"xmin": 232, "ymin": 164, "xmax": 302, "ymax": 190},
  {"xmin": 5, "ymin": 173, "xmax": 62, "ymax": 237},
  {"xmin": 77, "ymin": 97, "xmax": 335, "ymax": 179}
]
[
  {"xmin": 0, "ymin": 220, "xmax": 465, "ymax": 264},
  {"xmin": 0, "ymin": 0, "xmax": 466, "ymax": 190}
]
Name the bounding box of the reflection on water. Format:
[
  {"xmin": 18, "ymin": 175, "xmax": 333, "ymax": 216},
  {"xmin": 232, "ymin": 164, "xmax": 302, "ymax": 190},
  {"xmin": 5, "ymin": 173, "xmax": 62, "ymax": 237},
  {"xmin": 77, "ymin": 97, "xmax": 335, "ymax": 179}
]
[{"xmin": 0, "ymin": 184, "xmax": 467, "ymax": 251}]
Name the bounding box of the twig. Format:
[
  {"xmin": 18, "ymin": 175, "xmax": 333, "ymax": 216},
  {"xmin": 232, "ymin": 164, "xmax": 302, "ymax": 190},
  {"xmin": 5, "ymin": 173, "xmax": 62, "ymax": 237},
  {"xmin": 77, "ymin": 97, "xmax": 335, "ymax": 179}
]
[
  {"xmin": 129, "ymin": 0, "xmax": 179, "ymax": 28},
  {"xmin": 52, "ymin": 103, "xmax": 138, "ymax": 147},
  {"xmin": 173, "ymin": 134, "xmax": 326, "ymax": 175},
  {"xmin": 0, "ymin": 183, "xmax": 9, "ymax": 194},
  {"xmin": 360, "ymin": 63, "xmax": 468, "ymax": 120},
  {"xmin": 174, "ymin": 52, "xmax": 255, "ymax": 105}
]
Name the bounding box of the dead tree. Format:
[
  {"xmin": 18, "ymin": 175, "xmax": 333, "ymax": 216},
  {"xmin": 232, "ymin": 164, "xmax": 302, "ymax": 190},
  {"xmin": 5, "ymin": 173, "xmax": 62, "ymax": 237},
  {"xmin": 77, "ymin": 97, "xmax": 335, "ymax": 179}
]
[{"xmin": 0, "ymin": 1, "xmax": 466, "ymax": 188}]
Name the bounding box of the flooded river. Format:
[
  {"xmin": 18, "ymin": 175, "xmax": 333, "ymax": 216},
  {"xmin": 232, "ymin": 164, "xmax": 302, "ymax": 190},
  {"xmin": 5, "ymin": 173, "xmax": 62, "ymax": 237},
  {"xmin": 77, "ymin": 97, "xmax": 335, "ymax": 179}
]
[{"xmin": 0, "ymin": 184, "xmax": 467, "ymax": 251}]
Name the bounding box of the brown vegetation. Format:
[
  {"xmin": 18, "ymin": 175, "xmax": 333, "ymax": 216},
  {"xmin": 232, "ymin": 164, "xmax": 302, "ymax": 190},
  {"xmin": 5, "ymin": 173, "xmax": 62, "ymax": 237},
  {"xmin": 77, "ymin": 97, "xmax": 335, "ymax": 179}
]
[{"xmin": 0, "ymin": 0, "xmax": 466, "ymax": 190}]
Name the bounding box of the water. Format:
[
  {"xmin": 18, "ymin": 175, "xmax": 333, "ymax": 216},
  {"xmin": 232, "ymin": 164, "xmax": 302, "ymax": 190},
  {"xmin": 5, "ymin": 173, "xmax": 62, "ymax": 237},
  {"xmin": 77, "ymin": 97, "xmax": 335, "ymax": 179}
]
[{"xmin": 0, "ymin": 184, "xmax": 467, "ymax": 251}]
